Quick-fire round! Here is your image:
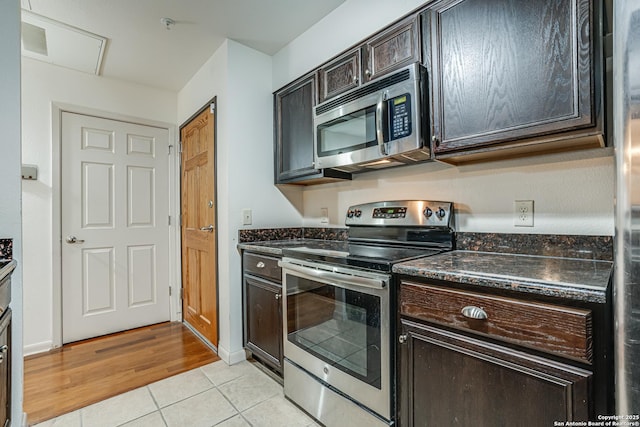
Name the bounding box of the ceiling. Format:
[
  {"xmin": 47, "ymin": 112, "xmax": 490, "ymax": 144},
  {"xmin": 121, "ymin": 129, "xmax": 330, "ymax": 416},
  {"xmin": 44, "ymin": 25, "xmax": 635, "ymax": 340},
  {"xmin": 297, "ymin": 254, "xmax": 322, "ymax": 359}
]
[{"xmin": 20, "ymin": 0, "xmax": 345, "ymax": 91}]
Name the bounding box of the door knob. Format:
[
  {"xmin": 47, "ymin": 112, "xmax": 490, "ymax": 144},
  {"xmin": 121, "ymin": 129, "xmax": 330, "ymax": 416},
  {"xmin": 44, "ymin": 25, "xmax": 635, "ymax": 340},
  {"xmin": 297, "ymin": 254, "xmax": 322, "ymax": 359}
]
[
  {"xmin": 66, "ymin": 236, "xmax": 85, "ymax": 244},
  {"xmin": 199, "ymin": 225, "xmax": 214, "ymax": 232}
]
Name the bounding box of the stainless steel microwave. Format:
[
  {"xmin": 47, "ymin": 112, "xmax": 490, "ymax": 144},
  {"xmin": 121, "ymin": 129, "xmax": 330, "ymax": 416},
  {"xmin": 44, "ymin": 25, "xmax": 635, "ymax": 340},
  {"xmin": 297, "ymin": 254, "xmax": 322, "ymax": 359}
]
[{"xmin": 314, "ymin": 62, "xmax": 430, "ymax": 173}]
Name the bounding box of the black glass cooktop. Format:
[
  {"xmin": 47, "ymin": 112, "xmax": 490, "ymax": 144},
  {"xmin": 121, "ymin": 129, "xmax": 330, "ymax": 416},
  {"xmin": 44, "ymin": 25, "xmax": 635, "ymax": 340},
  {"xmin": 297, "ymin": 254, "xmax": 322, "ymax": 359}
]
[{"xmin": 282, "ymin": 241, "xmax": 444, "ymax": 272}]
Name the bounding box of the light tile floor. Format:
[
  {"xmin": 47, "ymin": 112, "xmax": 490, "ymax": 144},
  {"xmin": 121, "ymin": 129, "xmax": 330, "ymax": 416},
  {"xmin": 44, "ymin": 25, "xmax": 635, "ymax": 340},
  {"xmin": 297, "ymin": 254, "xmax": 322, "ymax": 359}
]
[{"xmin": 33, "ymin": 360, "xmax": 320, "ymax": 427}]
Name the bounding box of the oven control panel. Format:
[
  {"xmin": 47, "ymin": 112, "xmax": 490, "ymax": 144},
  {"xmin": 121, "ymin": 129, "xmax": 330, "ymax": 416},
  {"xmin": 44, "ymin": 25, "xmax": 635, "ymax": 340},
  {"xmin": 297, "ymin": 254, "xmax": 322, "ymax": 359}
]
[
  {"xmin": 372, "ymin": 207, "xmax": 407, "ymax": 219},
  {"xmin": 345, "ymin": 200, "xmax": 453, "ymax": 228}
]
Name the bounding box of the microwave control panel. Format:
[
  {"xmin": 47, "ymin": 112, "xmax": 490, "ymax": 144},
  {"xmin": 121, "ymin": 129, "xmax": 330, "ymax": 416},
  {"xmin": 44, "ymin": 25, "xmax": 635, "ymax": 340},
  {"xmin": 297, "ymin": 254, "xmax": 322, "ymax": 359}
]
[{"xmin": 389, "ymin": 94, "xmax": 412, "ymax": 140}]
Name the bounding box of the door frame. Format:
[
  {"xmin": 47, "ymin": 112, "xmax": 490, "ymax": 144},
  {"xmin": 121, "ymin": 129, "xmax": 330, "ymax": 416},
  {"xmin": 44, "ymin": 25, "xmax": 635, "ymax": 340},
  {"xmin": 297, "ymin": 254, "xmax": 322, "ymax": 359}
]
[
  {"xmin": 178, "ymin": 96, "xmax": 220, "ymax": 347},
  {"xmin": 51, "ymin": 102, "xmax": 181, "ymax": 349}
]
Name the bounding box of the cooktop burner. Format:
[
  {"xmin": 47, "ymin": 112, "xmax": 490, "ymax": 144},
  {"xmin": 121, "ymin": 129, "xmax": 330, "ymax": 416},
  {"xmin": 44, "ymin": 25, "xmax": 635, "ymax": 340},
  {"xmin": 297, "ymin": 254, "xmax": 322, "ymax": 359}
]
[
  {"xmin": 282, "ymin": 241, "xmax": 444, "ymax": 272},
  {"xmin": 282, "ymin": 200, "xmax": 455, "ymax": 272}
]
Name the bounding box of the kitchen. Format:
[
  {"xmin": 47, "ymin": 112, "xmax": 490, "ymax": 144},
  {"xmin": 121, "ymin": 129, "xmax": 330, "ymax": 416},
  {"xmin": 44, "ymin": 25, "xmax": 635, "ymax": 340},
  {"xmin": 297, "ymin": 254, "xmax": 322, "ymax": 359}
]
[{"xmin": 0, "ymin": 0, "xmax": 637, "ymax": 425}]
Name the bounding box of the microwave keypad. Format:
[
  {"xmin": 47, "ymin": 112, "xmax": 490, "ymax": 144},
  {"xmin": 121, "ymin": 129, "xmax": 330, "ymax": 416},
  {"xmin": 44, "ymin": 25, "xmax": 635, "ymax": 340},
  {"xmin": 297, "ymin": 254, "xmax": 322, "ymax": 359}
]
[{"xmin": 390, "ymin": 94, "xmax": 412, "ymax": 140}]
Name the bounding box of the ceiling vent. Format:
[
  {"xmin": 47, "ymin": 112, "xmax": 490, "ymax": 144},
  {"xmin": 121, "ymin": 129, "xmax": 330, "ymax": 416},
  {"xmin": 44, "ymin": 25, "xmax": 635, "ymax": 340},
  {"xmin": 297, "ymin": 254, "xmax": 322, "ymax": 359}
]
[{"xmin": 21, "ymin": 10, "xmax": 107, "ymax": 75}]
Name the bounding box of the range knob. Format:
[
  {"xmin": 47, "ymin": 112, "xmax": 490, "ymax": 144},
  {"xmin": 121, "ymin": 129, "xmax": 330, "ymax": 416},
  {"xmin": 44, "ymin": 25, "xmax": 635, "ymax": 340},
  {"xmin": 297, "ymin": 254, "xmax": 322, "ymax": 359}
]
[
  {"xmin": 347, "ymin": 209, "xmax": 355, "ymax": 218},
  {"xmin": 354, "ymin": 209, "xmax": 362, "ymax": 218},
  {"xmin": 423, "ymin": 207, "xmax": 433, "ymax": 218},
  {"xmin": 436, "ymin": 207, "xmax": 446, "ymax": 219}
]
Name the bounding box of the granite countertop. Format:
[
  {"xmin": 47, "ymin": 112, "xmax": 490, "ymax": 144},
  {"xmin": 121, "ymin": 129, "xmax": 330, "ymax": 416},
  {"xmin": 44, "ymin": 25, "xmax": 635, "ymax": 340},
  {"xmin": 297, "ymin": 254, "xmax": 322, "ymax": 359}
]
[
  {"xmin": 393, "ymin": 250, "xmax": 613, "ymax": 303},
  {"xmin": 0, "ymin": 259, "xmax": 17, "ymax": 282},
  {"xmin": 237, "ymin": 239, "xmax": 346, "ymax": 256}
]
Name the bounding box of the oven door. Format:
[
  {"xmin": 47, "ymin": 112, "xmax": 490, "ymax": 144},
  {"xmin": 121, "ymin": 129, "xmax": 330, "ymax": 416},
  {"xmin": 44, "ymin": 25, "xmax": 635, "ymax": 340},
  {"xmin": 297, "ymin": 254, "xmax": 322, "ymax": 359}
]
[{"xmin": 279, "ymin": 257, "xmax": 391, "ymax": 420}]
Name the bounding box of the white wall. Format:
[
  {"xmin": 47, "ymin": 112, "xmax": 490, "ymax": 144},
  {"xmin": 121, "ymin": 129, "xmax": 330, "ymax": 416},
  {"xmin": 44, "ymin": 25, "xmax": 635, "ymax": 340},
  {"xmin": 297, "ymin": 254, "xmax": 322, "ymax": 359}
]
[
  {"xmin": 177, "ymin": 40, "xmax": 302, "ymax": 364},
  {"xmin": 0, "ymin": 0, "xmax": 24, "ymax": 422},
  {"xmin": 273, "ymin": 0, "xmax": 615, "ymax": 236},
  {"xmin": 21, "ymin": 58, "xmax": 177, "ymax": 352}
]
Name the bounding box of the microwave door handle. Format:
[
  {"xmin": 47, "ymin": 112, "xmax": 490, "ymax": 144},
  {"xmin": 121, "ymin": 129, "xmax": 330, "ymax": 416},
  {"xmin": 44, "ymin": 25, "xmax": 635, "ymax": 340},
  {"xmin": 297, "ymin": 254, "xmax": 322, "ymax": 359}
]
[{"xmin": 376, "ymin": 92, "xmax": 387, "ymax": 156}]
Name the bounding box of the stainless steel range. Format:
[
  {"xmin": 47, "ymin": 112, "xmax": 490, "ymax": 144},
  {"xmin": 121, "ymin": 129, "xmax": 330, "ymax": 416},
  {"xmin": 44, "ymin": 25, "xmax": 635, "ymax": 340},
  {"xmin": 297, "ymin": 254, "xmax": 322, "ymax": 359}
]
[{"xmin": 279, "ymin": 200, "xmax": 454, "ymax": 427}]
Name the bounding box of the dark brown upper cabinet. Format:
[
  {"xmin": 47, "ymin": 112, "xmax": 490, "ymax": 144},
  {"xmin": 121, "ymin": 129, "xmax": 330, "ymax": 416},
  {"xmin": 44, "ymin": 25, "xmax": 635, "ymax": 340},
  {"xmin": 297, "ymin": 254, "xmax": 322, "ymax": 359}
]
[
  {"xmin": 426, "ymin": 0, "xmax": 603, "ymax": 163},
  {"xmin": 274, "ymin": 72, "xmax": 351, "ymax": 184},
  {"xmin": 318, "ymin": 49, "xmax": 361, "ymax": 103},
  {"xmin": 363, "ymin": 14, "xmax": 421, "ymax": 82}
]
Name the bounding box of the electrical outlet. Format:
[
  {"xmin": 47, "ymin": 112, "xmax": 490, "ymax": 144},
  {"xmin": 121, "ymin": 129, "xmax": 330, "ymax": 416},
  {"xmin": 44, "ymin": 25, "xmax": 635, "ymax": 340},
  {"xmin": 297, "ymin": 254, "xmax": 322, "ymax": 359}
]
[
  {"xmin": 514, "ymin": 200, "xmax": 534, "ymax": 227},
  {"xmin": 320, "ymin": 208, "xmax": 329, "ymax": 224},
  {"xmin": 241, "ymin": 209, "xmax": 252, "ymax": 225}
]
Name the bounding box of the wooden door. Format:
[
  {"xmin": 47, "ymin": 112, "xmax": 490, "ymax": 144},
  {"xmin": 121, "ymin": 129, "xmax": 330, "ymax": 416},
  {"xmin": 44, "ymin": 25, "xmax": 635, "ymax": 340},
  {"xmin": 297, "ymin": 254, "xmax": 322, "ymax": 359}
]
[
  {"xmin": 61, "ymin": 112, "xmax": 171, "ymax": 343},
  {"xmin": 181, "ymin": 105, "xmax": 218, "ymax": 346}
]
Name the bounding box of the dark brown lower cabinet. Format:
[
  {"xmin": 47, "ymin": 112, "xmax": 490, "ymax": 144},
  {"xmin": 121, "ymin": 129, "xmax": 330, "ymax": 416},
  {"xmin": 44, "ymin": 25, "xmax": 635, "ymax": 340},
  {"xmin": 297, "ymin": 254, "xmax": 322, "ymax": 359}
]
[
  {"xmin": 0, "ymin": 309, "xmax": 11, "ymax": 427},
  {"xmin": 244, "ymin": 275, "xmax": 283, "ymax": 373},
  {"xmin": 398, "ymin": 319, "xmax": 592, "ymax": 427}
]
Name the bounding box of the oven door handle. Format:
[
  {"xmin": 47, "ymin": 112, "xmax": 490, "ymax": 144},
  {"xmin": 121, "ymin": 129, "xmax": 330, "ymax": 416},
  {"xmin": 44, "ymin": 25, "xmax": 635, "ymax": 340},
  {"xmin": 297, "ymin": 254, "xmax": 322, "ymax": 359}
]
[{"xmin": 280, "ymin": 261, "xmax": 387, "ymax": 290}]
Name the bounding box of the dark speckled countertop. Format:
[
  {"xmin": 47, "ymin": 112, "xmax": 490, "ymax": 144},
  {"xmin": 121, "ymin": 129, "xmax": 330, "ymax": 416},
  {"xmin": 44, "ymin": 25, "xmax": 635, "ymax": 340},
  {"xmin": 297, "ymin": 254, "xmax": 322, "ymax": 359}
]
[{"xmin": 393, "ymin": 250, "xmax": 612, "ymax": 303}]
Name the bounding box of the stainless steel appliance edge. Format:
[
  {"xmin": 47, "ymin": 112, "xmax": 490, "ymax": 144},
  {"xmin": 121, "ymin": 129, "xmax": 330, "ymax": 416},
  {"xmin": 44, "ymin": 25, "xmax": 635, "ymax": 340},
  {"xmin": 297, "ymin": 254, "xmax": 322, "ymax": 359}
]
[{"xmin": 614, "ymin": 0, "xmax": 640, "ymax": 414}]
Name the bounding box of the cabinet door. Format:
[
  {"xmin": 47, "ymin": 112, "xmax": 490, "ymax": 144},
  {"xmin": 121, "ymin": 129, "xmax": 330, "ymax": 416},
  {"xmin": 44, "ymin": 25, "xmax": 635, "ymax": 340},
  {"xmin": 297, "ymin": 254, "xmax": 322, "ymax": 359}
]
[
  {"xmin": 318, "ymin": 49, "xmax": 361, "ymax": 103},
  {"xmin": 244, "ymin": 275, "xmax": 282, "ymax": 373},
  {"xmin": 398, "ymin": 319, "xmax": 592, "ymax": 426},
  {"xmin": 363, "ymin": 15, "xmax": 420, "ymax": 82},
  {"xmin": 0, "ymin": 310, "xmax": 10, "ymax": 427},
  {"xmin": 429, "ymin": 0, "xmax": 595, "ymax": 154},
  {"xmin": 275, "ymin": 73, "xmax": 317, "ymax": 183}
]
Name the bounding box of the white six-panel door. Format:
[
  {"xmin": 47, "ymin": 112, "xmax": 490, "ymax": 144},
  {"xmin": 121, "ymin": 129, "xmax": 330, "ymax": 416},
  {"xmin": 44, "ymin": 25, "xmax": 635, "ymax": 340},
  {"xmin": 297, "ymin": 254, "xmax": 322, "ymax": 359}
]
[{"xmin": 61, "ymin": 112, "xmax": 170, "ymax": 343}]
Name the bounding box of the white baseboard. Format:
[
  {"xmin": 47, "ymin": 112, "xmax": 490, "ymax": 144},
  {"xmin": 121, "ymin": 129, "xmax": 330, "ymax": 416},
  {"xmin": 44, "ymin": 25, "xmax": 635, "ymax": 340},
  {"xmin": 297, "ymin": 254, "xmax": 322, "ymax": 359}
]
[
  {"xmin": 228, "ymin": 348, "xmax": 248, "ymax": 365},
  {"xmin": 217, "ymin": 345, "xmax": 247, "ymax": 365},
  {"xmin": 23, "ymin": 340, "xmax": 53, "ymax": 356}
]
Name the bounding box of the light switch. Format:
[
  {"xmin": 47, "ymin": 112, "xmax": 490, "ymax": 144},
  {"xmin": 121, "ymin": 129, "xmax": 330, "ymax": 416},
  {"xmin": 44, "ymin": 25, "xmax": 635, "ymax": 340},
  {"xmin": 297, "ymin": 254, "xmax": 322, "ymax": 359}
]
[
  {"xmin": 320, "ymin": 208, "xmax": 329, "ymax": 224},
  {"xmin": 242, "ymin": 209, "xmax": 252, "ymax": 225}
]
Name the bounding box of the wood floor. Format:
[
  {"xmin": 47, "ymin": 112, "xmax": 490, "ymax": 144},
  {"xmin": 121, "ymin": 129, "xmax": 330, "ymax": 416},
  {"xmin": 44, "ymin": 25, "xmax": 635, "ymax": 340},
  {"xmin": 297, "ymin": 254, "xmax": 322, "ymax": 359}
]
[{"xmin": 24, "ymin": 322, "xmax": 220, "ymax": 425}]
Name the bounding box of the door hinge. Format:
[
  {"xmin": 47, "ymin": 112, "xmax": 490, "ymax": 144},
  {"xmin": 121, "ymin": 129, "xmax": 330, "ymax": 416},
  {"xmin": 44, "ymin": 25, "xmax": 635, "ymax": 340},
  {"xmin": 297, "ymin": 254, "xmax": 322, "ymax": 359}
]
[
  {"xmin": 180, "ymin": 288, "xmax": 184, "ymax": 300},
  {"xmin": 209, "ymin": 103, "xmax": 215, "ymax": 113},
  {"xmin": 178, "ymin": 141, "xmax": 183, "ymax": 153},
  {"xmin": 168, "ymin": 144, "xmax": 173, "ymax": 155},
  {"xmin": 169, "ymin": 286, "xmax": 172, "ymax": 296},
  {"xmin": 168, "ymin": 215, "xmax": 171, "ymax": 226}
]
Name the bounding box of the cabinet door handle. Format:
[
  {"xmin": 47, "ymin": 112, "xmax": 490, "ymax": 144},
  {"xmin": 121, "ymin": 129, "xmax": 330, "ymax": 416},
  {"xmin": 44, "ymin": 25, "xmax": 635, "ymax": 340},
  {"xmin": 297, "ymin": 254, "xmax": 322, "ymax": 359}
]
[
  {"xmin": 199, "ymin": 225, "xmax": 214, "ymax": 232},
  {"xmin": 275, "ymin": 293, "xmax": 281, "ymax": 300},
  {"xmin": 256, "ymin": 261, "xmax": 265, "ymax": 269},
  {"xmin": 398, "ymin": 334, "xmax": 408, "ymax": 344},
  {"xmin": 461, "ymin": 306, "xmax": 488, "ymax": 320}
]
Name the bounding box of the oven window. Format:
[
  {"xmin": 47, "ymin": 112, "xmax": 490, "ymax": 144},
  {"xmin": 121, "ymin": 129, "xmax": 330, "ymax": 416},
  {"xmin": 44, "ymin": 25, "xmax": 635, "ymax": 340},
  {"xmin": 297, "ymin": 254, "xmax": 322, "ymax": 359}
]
[
  {"xmin": 316, "ymin": 105, "xmax": 377, "ymax": 156},
  {"xmin": 286, "ymin": 275, "xmax": 382, "ymax": 389}
]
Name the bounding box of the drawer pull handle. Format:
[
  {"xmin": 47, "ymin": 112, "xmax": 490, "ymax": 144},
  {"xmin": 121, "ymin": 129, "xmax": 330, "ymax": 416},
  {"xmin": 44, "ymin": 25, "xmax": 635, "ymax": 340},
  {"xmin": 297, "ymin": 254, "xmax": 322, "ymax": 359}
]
[
  {"xmin": 461, "ymin": 306, "xmax": 487, "ymax": 320},
  {"xmin": 256, "ymin": 262, "xmax": 265, "ymax": 269}
]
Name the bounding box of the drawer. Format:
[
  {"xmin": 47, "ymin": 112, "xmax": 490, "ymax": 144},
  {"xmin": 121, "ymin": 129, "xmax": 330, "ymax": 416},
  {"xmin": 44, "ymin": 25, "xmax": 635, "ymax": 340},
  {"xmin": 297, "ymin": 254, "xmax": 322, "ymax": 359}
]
[
  {"xmin": 243, "ymin": 252, "xmax": 282, "ymax": 282},
  {"xmin": 400, "ymin": 281, "xmax": 593, "ymax": 364}
]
